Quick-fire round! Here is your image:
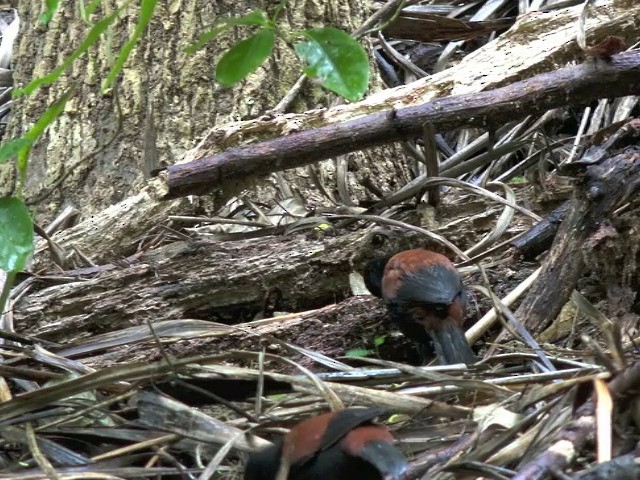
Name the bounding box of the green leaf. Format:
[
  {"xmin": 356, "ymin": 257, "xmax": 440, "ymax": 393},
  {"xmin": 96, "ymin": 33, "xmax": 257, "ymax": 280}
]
[
  {"xmin": 80, "ymin": 0, "xmax": 106, "ymax": 24},
  {"xmin": 39, "ymin": 0, "xmax": 61, "ymax": 25},
  {"xmin": 374, "ymin": 335, "xmax": 386, "ymax": 347},
  {"xmin": 16, "ymin": 89, "xmax": 73, "ymax": 187},
  {"xmin": 83, "ymin": 0, "xmax": 101, "ymax": 17},
  {"xmin": 0, "ymin": 138, "xmax": 33, "ymax": 164},
  {"xmin": 16, "ymin": 8, "xmax": 123, "ymax": 96},
  {"xmin": 268, "ymin": 393, "xmax": 288, "ymax": 400},
  {"xmin": 0, "ymin": 197, "xmax": 33, "ymax": 272},
  {"xmin": 511, "ymin": 177, "xmax": 527, "ymax": 184},
  {"xmin": 345, "ymin": 348, "xmax": 374, "ymax": 358},
  {"xmin": 102, "ymin": 0, "xmax": 158, "ymax": 92},
  {"xmin": 215, "ymin": 29, "xmax": 275, "ymax": 87},
  {"xmin": 294, "ymin": 27, "xmax": 369, "ymax": 102},
  {"xmin": 184, "ymin": 10, "xmax": 269, "ymax": 55}
]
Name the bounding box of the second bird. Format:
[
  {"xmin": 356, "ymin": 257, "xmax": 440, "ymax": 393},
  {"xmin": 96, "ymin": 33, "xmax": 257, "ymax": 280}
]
[
  {"xmin": 244, "ymin": 407, "xmax": 408, "ymax": 480},
  {"xmin": 365, "ymin": 248, "xmax": 476, "ymax": 365}
]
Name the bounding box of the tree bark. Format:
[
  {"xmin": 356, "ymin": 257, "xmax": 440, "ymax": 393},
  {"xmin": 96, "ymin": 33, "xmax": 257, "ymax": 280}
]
[
  {"xmin": 2, "ymin": 0, "xmax": 398, "ymax": 222},
  {"xmin": 164, "ymin": 51, "xmax": 640, "ymax": 198},
  {"xmin": 16, "ymin": 228, "xmax": 425, "ymax": 343}
]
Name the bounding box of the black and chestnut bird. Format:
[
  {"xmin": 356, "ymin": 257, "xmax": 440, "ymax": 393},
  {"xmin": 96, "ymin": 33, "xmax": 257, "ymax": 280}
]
[
  {"xmin": 244, "ymin": 408, "xmax": 408, "ymax": 480},
  {"xmin": 364, "ymin": 248, "xmax": 476, "ymax": 365}
]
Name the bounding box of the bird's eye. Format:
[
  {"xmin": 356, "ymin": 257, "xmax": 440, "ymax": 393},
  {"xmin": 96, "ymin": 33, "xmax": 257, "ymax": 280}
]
[{"xmin": 433, "ymin": 305, "xmax": 448, "ymax": 316}]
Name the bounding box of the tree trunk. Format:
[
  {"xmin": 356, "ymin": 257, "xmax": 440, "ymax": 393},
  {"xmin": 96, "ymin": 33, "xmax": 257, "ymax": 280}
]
[{"xmin": 2, "ymin": 0, "xmax": 405, "ymax": 223}]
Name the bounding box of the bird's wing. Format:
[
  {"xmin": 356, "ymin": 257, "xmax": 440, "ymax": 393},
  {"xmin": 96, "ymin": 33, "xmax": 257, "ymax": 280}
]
[
  {"xmin": 318, "ymin": 408, "xmax": 386, "ymax": 453},
  {"xmin": 397, "ymin": 264, "xmax": 462, "ymax": 305}
]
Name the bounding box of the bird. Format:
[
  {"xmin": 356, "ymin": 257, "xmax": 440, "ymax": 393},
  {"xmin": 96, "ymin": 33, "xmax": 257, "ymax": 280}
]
[
  {"xmin": 364, "ymin": 248, "xmax": 476, "ymax": 365},
  {"xmin": 244, "ymin": 407, "xmax": 408, "ymax": 480}
]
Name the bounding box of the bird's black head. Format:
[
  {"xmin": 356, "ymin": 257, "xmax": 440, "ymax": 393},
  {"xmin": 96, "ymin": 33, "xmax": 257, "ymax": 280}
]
[{"xmin": 364, "ymin": 256, "xmax": 392, "ymax": 298}]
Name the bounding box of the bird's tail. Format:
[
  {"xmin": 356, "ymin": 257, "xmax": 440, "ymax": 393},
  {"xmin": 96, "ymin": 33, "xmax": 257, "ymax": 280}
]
[
  {"xmin": 357, "ymin": 440, "xmax": 408, "ymax": 480},
  {"xmin": 430, "ymin": 323, "xmax": 476, "ymax": 365}
]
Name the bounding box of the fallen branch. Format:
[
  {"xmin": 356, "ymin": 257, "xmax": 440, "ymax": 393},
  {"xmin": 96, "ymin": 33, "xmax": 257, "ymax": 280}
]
[
  {"xmin": 165, "ymin": 52, "xmax": 640, "ymax": 199},
  {"xmin": 510, "ymin": 201, "xmax": 571, "ymax": 260},
  {"xmin": 513, "ymin": 120, "xmax": 640, "ymax": 336},
  {"xmin": 15, "ymin": 230, "xmax": 423, "ymax": 343}
]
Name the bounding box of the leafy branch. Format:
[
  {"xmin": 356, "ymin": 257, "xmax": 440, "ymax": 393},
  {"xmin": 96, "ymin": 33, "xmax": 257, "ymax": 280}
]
[{"xmin": 185, "ymin": 6, "xmax": 370, "ymax": 102}]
